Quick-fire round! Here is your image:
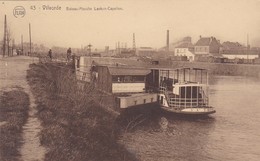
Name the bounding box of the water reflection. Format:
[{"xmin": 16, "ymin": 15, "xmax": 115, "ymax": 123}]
[
  {"xmin": 117, "ymin": 106, "xmax": 216, "ymax": 161},
  {"xmin": 118, "ymin": 75, "xmax": 260, "ymax": 161}
]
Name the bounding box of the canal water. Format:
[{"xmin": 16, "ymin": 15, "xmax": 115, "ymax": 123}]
[{"xmin": 118, "ymin": 75, "xmax": 260, "ymax": 161}]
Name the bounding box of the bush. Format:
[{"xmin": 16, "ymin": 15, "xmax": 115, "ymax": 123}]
[{"xmin": 27, "ymin": 63, "xmax": 137, "ymax": 161}]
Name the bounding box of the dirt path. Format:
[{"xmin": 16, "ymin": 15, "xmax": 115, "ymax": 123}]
[{"xmin": 0, "ymin": 56, "xmax": 46, "ymax": 161}]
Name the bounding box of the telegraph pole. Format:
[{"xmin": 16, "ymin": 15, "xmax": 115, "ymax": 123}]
[
  {"xmin": 12, "ymin": 39, "xmax": 15, "ymax": 56},
  {"xmin": 247, "ymin": 34, "xmax": 249, "ymax": 63},
  {"xmin": 7, "ymin": 28, "xmax": 10, "ymax": 56},
  {"xmin": 21, "ymin": 35, "xmax": 23, "ymax": 55},
  {"xmin": 29, "ymin": 23, "xmax": 32, "ymax": 56},
  {"xmin": 3, "ymin": 15, "xmax": 7, "ymax": 57}
]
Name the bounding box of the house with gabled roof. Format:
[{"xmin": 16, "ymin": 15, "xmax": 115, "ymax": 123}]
[
  {"xmin": 174, "ymin": 42, "xmax": 195, "ymax": 61},
  {"xmin": 194, "ymin": 36, "xmax": 221, "ymax": 56}
]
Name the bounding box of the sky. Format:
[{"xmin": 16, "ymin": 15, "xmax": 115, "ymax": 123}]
[{"xmin": 0, "ymin": 0, "xmax": 260, "ymax": 50}]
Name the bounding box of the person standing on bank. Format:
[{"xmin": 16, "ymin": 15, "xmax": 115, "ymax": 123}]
[
  {"xmin": 48, "ymin": 49, "xmax": 52, "ymax": 61},
  {"xmin": 67, "ymin": 47, "xmax": 72, "ymax": 62}
]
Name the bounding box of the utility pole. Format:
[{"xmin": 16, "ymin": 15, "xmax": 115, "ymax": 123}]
[
  {"xmin": 12, "ymin": 39, "xmax": 15, "ymax": 56},
  {"xmin": 3, "ymin": 15, "xmax": 7, "ymax": 57},
  {"xmin": 29, "ymin": 23, "xmax": 32, "ymax": 56},
  {"xmin": 7, "ymin": 29, "xmax": 10, "ymax": 56},
  {"xmin": 21, "ymin": 35, "xmax": 23, "ymax": 55},
  {"xmin": 118, "ymin": 41, "xmax": 120, "ymax": 55},
  {"xmin": 247, "ymin": 34, "xmax": 249, "ymax": 63}
]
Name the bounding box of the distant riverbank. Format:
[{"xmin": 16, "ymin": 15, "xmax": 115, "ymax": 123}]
[{"xmin": 166, "ymin": 61, "xmax": 260, "ymax": 78}]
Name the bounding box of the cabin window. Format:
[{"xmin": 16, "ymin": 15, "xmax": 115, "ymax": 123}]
[
  {"xmin": 124, "ymin": 76, "xmax": 132, "ymax": 82},
  {"xmin": 112, "ymin": 76, "xmax": 124, "ymax": 82},
  {"xmin": 112, "ymin": 75, "xmax": 145, "ymax": 83},
  {"xmin": 133, "ymin": 76, "xmax": 145, "ymax": 82}
]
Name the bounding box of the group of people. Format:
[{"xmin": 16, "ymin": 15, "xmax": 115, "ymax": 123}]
[{"xmin": 48, "ymin": 47, "xmax": 72, "ymax": 62}]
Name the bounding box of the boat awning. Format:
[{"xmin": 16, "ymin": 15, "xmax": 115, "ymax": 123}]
[
  {"xmin": 108, "ymin": 67, "xmax": 151, "ymax": 76},
  {"xmin": 150, "ymin": 67, "xmax": 208, "ymax": 71}
]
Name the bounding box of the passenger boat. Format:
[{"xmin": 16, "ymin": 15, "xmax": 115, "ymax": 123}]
[
  {"xmin": 147, "ymin": 67, "xmax": 216, "ymax": 115},
  {"xmin": 75, "ymin": 56, "xmax": 215, "ymax": 115}
]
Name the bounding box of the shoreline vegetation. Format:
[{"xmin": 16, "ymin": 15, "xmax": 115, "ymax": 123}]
[
  {"xmin": 26, "ymin": 63, "xmax": 137, "ymax": 161},
  {"xmin": 0, "ymin": 89, "xmax": 30, "ymax": 161}
]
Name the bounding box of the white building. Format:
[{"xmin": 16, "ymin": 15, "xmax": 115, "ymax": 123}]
[
  {"xmin": 174, "ymin": 42, "xmax": 195, "ymax": 61},
  {"xmin": 221, "ymin": 41, "xmax": 259, "ymax": 59}
]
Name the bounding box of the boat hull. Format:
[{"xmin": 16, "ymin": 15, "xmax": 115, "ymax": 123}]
[{"xmin": 160, "ymin": 106, "xmax": 216, "ymax": 115}]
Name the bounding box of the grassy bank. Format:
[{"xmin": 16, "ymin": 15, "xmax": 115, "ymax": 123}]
[
  {"xmin": 0, "ymin": 89, "xmax": 30, "ymax": 161},
  {"xmin": 27, "ymin": 63, "xmax": 137, "ymax": 161}
]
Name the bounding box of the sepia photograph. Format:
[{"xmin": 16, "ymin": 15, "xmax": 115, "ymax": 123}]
[{"xmin": 0, "ymin": 0, "xmax": 260, "ymax": 160}]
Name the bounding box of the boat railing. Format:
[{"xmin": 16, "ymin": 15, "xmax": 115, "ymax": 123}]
[
  {"xmin": 168, "ymin": 97, "xmax": 208, "ymax": 108},
  {"xmin": 159, "ymin": 86, "xmax": 209, "ymax": 109}
]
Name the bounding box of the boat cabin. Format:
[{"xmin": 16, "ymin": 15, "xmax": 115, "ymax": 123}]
[{"xmin": 91, "ymin": 65, "xmax": 151, "ymax": 94}]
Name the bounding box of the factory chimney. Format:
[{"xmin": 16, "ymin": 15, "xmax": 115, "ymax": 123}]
[
  {"xmin": 166, "ymin": 30, "xmax": 169, "ymax": 52},
  {"xmin": 133, "ymin": 33, "xmax": 136, "ymax": 54}
]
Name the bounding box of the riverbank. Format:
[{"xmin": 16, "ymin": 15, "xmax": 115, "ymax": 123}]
[
  {"xmin": 0, "ymin": 56, "xmax": 46, "ymax": 161},
  {"xmin": 27, "ymin": 63, "xmax": 137, "ymax": 161},
  {"xmin": 0, "ymin": 89, "xmax": 29, "ymax": 161},
  {"xmin": 168, "ymin": 61, "xmax": 260, "ymax": 78}
]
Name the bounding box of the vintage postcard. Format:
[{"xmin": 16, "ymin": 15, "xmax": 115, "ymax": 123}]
[{"xmin": 1, "ymin": 0, "xmax": 260, "ymax": 161}]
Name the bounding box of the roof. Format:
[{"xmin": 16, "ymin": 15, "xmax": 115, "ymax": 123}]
[
  {"xmin": 150, "ymin": 67, "xmax": 208, "ymax": 71},
  {"xmin": 139, "ymin": 47, "xmax": 153, "ymax": 49},
  {"xmin": 137, "ymin": 47, "xmax": 156, "ymax": 52},
  {"xmin": 195, "ymin": 37, "xmax": 212, "ymax": 46},
  {"xmin": 175, "ymin": 42, "xmax": 194, "ymax": 48},
  {"xmin": 108, "ymin": 67, "xmax": 151, "ymax": 76},
  {"xmin": 222, "ymin": 41, "xmax": 243, "ymax": 49}
]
